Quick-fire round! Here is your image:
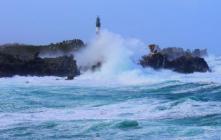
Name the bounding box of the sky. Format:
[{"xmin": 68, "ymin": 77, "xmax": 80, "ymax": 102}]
[{"xmin": 0, "ymin": 0, "xmax": 220, "ymax": 54}]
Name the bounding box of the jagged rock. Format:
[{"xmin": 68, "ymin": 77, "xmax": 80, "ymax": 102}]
[
  {"xmin": 140, "ymin": 53, "xmax": 169, "ymax": 69},
  {"xmin": 40, "ymin": 39, "xmax": 85, "ymax": 57},
  {"xmin": 140, "ymin": 53, "xmax": 210, "ymax": 74},
  {"xmin": 148, "ymin": 44, "xmax": 161, "ymax": 54},
  {"xmin": 141, "ymin": 45, "xmax": 210, "ymax": 73},
  {"xmin": 192, "ymin": 48, "xmax": 208, "ymax": 58},
  {"xmin": 168, "ymin": 55, "xmax": 210, "ymax": 73},
  {"xmin": 0, "ymin": 39, "xmax": 84, "ymax": 79},
  {"xmin": 160, "ymin": 47, "xmax": 208, "ymax": 61},
  {"xmin": 160, "ymin": 47, "xmax": 186, "ymax": 61},
  {"xmin": 0, "ymin": 53, "xmax": 80, "ymax": 78},
  {"xmin": 0, "ymin": 39, "xmax": 85, "ymax": 61}
]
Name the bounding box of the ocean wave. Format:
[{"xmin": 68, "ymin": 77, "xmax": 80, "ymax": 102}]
[{"xmin": 1, "ymin": 95, "xmax": 221, "ymax": 128}]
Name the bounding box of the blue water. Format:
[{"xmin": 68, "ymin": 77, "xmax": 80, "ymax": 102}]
[
  {"xmin": 1, "ymin": 31, "xmax": 221, "ymax": 139},
  {"xmin": 0, "ymin": 79, "xmax": 221, "ymax": 139}
]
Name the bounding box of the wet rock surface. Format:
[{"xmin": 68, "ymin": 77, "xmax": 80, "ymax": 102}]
[
  {"xmin": 0, "ymin": 39, "xmax": 83, "ymax": 78},
  {"xmin": 140, "ymin": 53, "xmax": 210, "ymax": 73},
  {"xmin": 0, "ymin": 53, "xmax": 80, "ymax": 78},
  {"xmin": 0, "ymin": 39, "xmax": 85, "ymax": 61}
]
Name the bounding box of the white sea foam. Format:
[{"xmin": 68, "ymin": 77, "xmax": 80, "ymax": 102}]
[{"xmin": 1, "ymin": 98, "xmax": 221, "ymax": 128}]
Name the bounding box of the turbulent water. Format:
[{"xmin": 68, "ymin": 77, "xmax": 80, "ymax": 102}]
[
  {"xmin": 1, "ymin": 77, "xmax": 221, "ymax": 139},
  {"xmin": 1, "ymin": 31, "xmax": 221, "ymax": 139}
]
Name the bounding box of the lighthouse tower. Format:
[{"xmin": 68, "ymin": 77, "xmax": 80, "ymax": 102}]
[{"xmin": 96, "ymin": 16, "xmax": 101, "ymax": 35}]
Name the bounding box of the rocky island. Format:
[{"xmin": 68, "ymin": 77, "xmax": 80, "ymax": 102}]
[
  {"xmin": 0, "ymin": 39, "xmax": 84, "ymax": 79},
  {"xmin": 140, "ymin": 44, "xmax": 210, "ymax": 73}
]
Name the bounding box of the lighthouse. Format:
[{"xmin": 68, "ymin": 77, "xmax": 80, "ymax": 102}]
[{"xmin": 96, "ymin": 16, "xmax": 101, "ymax": 35}]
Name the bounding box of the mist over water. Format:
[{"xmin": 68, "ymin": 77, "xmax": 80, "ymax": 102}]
[{"xmin": 1, "ymin": 30, "xmax": 221, "ymax": 139}]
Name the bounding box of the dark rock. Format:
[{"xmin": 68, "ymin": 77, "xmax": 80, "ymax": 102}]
[
  {"xmin": 160, "ymin": 47, "xmax": 185, "ymax": 61},
  {"xmin": 0, "ymin": 39, "xmax": 84, "ymax": 79},
  {"xmin": 140, "ymin": 53, "xmax": 169, "ymax": 69},
  {"xmin": 140, "ymin": 53, "xmax": 210, "ymax": 74},
  {"xmin": 168, "ymin": 55, "xmax": 210, "ymax": 73},
  {"xmin": 192, "ymin": 48, "xmax": 208, "ymax": 57},
  {"xmin": 0, "ymin": 39, "xmax": 85, "ymax": 61},
  {"xmin": 159, "ymin": 47, "xmax": 208, "ymax": 61},
  {"xmin": 148, "ymin": 44, "xmax": 160, "ymax": 54},
  {"xmin": 0, "ymin": 53, "xmax": 80, "ymax": 78}
]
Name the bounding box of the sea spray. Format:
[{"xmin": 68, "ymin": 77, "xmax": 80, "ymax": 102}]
[
  {"xmin": 74, "ymin": 30, "xmax": 221, "ymax": 86},
  {"xmin": 75, "ymin": 30, "xmax": 146, "ymax": 74}
]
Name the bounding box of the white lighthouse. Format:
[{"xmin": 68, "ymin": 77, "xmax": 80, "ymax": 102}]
[{"xmin": 96, "ymin": 16, "xmax": 101, "ymax": 35}]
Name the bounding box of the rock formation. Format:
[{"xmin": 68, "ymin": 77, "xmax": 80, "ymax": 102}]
[
  {"xmin": 140, "ymin": 45, "xmax": 210, "ymax": 73},
  {"xmin": 160, "ymin": 47, "xmax": 208, "ymax": 61},
  {"xmin": 0, "ymin": 39, "xmax": 84, "ymax": 78},
  {"xmin": 0, "ymin": 53, "xmax": 80, "ymax": 78},
  {"xmin": 0, "ymin": 39, "xmax": 85, "ymax": 61}
]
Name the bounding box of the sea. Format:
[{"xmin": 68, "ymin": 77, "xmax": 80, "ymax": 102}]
[{"xmin": 0, "ymin": 31, "xmax": 221, "ymax": 139}]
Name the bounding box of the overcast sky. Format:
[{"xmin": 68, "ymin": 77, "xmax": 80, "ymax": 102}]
[{"xmin": 0, "ymin": 0, "xmax": 220, "ymax": 54}]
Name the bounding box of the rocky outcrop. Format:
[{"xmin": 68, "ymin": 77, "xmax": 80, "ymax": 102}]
[
  {"xmin": 0, "ymin": 53, "xmax": 80, "ymax": 78},
  {"xmin": 148, "ymin": 44, "xmax": 208, "ymax": 61},
  {"xmin": 160, "ymin": 47, "xmax": 208, "ymax": 61},
  {"xmin": 0, "ymin": 39, "xmax": 84, "ymax": 79},
  {"xmin": 141, "ymin": 45, "xmax": 210, "ymax": 73},
  {"xmin": 140, "ymin": 53, "xmax": 169, "ymax": 70},
  {"xmin": 140, "ymin": 52, "xmax": 210, "ymax": 74},
  {"xmin": 168, "ymin": 55, "xmax": 210, "ymax": 73},
  {"xmin": 39, "ymin": 39, "xmax": 85, "ymax": 58},
  {"xmin": 0, "ymin": 39, "xmax": 85, "ymax": 61}
]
